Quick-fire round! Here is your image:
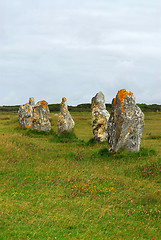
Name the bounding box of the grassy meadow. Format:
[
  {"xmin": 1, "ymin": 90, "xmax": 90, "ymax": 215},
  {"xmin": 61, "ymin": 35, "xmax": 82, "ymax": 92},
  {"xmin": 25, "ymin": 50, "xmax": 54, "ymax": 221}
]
[{"xmin": 0, "ymin": 111, "xmax": 161, "ymax": 239}]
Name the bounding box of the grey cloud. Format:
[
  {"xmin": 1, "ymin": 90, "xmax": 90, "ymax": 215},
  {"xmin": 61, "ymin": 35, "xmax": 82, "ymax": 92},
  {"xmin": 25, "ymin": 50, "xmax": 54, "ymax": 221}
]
[{"xmin": 0, "ymin": 0, "xmax": 160, "ymax": 105}]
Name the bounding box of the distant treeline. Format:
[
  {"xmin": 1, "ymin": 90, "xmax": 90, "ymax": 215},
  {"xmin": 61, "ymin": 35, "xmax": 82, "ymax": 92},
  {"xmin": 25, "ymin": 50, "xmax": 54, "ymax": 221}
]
[
  {"xmin": 50, "ymin": 103, "xmax": 161, "ymax": 113},
  {"xmin": 0, "ymin": 103, "xmax": 161, "ymax": 113}
]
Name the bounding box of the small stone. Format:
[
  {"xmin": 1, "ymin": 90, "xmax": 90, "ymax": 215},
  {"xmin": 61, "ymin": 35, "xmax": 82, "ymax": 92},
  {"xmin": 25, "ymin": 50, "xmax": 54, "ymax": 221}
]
[
  {"xmin": 108, "ymin": 89, "xmax": 144, "ymax": 152},
  {"xmin": 57, "ymin": 97, "xmax": 75, "ymax": 134},
  {"xmin": 18, "ymin": 98, "xmax": 34, "ymax": 128},
  {"xmin": 32, "ymin": 100, "xmax": 51, "ymax": 132},
  {"xmin": 91, "ymin": 92, "xmax": 110, "ymax": 142}
]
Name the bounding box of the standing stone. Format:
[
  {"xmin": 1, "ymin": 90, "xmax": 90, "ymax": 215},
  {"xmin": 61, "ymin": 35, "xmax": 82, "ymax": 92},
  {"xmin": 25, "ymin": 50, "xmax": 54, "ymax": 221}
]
[
  {"xmin": 108, "ymin": 89, "xmax": 144, "ymax": 152},
  {"xmin": 18, "ymin": 98, "xmax": 35, "ymax": 128},
  {"xmin": 18, "ymin": 98, "xmax": 51, "ymax": 132},
  {"xmin": 32, "ymin": 100, "xmax": 51, "ymax": 132},
  {"xmin": 57, "ymin": 97, "xmax": 75, "ymax": 134},
  {"xmin": 91, "ymin": 92, "xmax": 110, "ymax": 142}
]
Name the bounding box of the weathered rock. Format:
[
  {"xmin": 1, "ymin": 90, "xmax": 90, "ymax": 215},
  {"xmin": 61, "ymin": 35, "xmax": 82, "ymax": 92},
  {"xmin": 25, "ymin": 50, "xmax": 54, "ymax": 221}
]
[
  {"xmin": 32, "ymin": 100, "xmax": 51, "ymax": 132},
  {"xmin": 18, "ymin": 98, "xmax": 34, "ymax": 128},
  {"xmin": 91, "ymin": 92, "xmax": 110, "ymax": 142},
  {"xmin": 18, "ymin": 98, "xmax": 51, "ymax": 132},
  {"xmin": 57, "ymin": 97, "xmax": 75, "ymax": 134},
  {"xmin": 108, "ymin": 89, "xmax": 144, "ymax": 152}
]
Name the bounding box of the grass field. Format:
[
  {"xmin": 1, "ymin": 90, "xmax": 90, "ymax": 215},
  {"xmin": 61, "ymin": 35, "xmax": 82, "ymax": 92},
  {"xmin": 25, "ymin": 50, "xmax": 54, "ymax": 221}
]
[{"xmin": 0, "ymin": 111, "xmax": 161, "ymax": 239}]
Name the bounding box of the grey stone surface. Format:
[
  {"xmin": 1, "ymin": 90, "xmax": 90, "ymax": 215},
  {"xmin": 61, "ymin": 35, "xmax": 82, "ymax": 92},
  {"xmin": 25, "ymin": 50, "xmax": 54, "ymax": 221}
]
[
  {"xmin": 57, "ymin": 97, "xmax": 75, "ymax": 134},
  {"xmin": 18, "ymin": 98, "xmax": 34, "ymax": 129},
  {"xmin": 31, "ymin": 100, "xmax": 51, "ymax": 132},
  {"xmin": 108, "ymin": 89, "xmax": 144, "ymax": 152},
  {"xmin": 91, "ymin": 92, "xmax": 110, "ymax": 142},
  {"xmin": 18, "ymin": 98, "xmax": 51, "ymax": 132}
]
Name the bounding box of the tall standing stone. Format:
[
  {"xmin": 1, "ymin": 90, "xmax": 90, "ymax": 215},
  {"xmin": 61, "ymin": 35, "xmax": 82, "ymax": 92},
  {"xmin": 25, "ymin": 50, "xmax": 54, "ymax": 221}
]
[
  {"xmin": 108, "ymin": 89, "xmax": 144, "ymax": 152},
  {"xmin": 57, "ymin": 97, "xmax": 75, "ymax": 135},
  {"xmin": 18, "ymin": 98, "xmax": 35, "ymax": 128},
  {"xmin": 32, "ymin": 100, "xmax": 51, "ymax": 132},
  {"xmin": 91, "ymin": 92, "xmax": 110, "ymax": 142}
]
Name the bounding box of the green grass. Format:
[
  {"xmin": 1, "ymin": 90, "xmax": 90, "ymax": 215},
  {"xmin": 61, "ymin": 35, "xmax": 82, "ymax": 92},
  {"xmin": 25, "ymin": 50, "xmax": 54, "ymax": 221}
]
[{"xmin": 0, "ymin": 112, "xmax": 161, "ymax": 239}]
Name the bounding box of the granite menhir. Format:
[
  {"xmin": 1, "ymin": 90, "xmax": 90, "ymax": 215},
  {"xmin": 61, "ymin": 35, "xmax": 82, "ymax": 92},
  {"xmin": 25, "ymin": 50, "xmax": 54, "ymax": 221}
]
[
  {"xmin": 91, "ymin": 92, "xmax": 110, "ymax": 142},
  {"xmin": 18, "ymin": 97, "xmax": 35, "ymax": 129},
  {"xmin": 32, "ymin": 100, "xmax": 51, "ymax": 132},
  {"xmin": 18, "ymin": 98, "xmax": 51, "ymax": 132},
  {"xmin": 108, "ymin": 89, "xmax": 144, "ymax": 152},
  {"xmin": 57, "ymin": 97, "xmax": 75, "ymax": 135}
]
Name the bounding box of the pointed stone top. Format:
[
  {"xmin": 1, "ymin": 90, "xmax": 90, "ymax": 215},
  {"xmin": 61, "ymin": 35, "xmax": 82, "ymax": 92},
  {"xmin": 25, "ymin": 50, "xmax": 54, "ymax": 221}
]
[
  {"xmin": 117, "ymin": 89, "xmax": 132, "ymax": 101},
  {"xmin": 92, "ymin": 91, "xmax": 106, "ymax": 110},
  {"xmin": 61, "ymin": 97, "xmax": 67, "ymax": 103},
  {"xmin": 29, "ymin": 97, "xmax": 35, "ymax": 106},
  {"xmin": 96, "ymin": 91, "xmax": 104, "ymax": 98},
  {"xmin": 113, "ymin": 89, "xmax": 134, "ymax": 111}
]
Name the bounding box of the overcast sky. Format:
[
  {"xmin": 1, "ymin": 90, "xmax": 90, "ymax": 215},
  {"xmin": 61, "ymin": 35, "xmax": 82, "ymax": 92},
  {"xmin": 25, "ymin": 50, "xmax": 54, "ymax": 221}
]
[{"xmin": 0, "ymin": 0, "xmax": 160, "ymax": 106}]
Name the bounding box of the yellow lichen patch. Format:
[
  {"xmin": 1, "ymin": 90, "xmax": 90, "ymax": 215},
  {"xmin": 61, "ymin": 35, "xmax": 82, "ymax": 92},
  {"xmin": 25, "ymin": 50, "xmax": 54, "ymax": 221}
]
[
  {"xmin": 61, "ymin": 97, "xmax": 67, "ymax": 103},
  {"xmin": 117, "ymin": 89, "xmax": 132, "ymax": 111},
  {"xmin": 92, "ymin": 102, "xmax": 98, "ymax": 110}
]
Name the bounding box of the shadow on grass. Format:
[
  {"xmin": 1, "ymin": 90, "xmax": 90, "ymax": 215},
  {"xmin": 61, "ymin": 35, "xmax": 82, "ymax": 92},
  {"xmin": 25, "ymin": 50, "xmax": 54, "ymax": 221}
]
[
  {"xmin": 0, "ymin": 117, "xmax": 10, "ymax": 120},
  {"xmin": 98, "ymin": 147, "xmax": 157, "ymax": 160},
  {"xmin": 86, "ymin": 138, "xmax": 98, "ymax": 146},
  {"xmin": 146, "ymin": 135, "xmax": 161, "ymax": 140},
  {"xmin": 86, "ymin": 138, "xmax": 108, "ymax": 146},
  {"xmin": 16, "ymin": 126, "xmax": 85, "ymax": 144},
  {"xmin": 15, "ymin": 126, "xmax": 54, "ymax": 137},
  {"xmin": 50, "ymin": 131, "xmax": 85, "ymax": 144}
]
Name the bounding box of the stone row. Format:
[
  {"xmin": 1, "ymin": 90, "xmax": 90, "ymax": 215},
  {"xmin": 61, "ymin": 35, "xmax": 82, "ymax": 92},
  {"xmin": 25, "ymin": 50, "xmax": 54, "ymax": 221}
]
[
  {"xmin": 18, "ymin": 97, "xmax": 75, "ymax": 135},
  {"xmin": 18, "ymin": 89, "xmax": 144, "ymax": 152}
]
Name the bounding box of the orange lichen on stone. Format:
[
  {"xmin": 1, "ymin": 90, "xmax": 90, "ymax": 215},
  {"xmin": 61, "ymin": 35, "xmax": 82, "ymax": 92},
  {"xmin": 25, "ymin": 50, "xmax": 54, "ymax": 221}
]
[
  {"xmin": 38, "ymin": 100, "xmax": 48, "ymax": 109},
  {"xmin": 24, "ymin": 103, "xmax": 31, "ymax": 113},
  {"xmin": 113, "ymin": 98, "xmax": 116, "ymax": 106},
  {"xmin": 117, "ymin": 89, "xmax": 132, "ymax": 111},
  {"xmin": 128, "ymin": 124, "xmax": 132, "ymax": 132},
  {"xmin": 62, "ymin": 97, "xmax": 67, "ymax": 103},
  {"xmin": 29, "ymin": 98, "xmax": 34, "ymax": 103},
  {"xmin": 117, "ymin": 89, "xmax": 132, "ymax": 102}
]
